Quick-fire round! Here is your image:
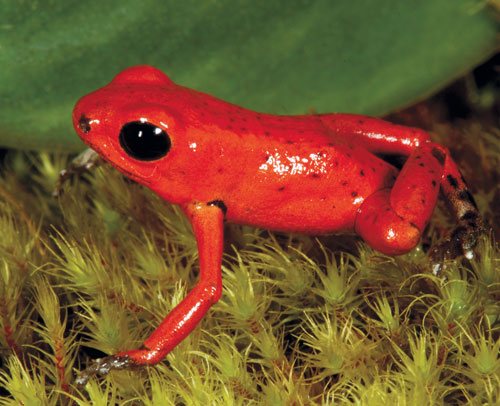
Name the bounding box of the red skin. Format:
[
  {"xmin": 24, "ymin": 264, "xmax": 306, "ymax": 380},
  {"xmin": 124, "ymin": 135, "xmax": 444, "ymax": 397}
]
[{"xmin": 72, "ymin": 65, "xmax": 481, "ymax": 381}]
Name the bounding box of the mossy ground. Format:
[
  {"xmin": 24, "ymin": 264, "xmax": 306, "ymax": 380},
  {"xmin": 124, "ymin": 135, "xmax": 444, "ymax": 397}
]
[{"xmin": 0, "ymin": 81, "xmax": 499, "ymax": 405}]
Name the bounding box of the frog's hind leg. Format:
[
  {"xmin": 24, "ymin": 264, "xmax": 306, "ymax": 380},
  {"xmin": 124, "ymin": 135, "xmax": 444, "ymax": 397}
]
[
  {"xmin": 354, "ymin": 143, "xmax": 481, "ymax": 258},
  {"xmin": 432, "ymin": 145, "xmax": 482, "ymax": 261}
]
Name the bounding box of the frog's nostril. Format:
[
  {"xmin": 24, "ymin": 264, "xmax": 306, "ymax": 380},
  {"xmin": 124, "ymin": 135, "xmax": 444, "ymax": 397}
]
[{"xmin": 78, "ymin": 114, "xmax": 91, "ymax": 134}]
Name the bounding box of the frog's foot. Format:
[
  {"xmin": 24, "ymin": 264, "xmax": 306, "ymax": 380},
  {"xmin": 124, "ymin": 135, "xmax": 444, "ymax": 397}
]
[
  {"xmin": 53, "ymin": 148, "xmax": 103, "ymax": 198},
  {"xmin": 429, "ymin": 215, "xmax": 484, "ymax": 274},
  {"xmin": 75, "ymin": 354, "xmax": 140, "ymax": 386},
  {"xmin": 75, "ymin": 346, "xmax": 165, "ymax": 386}
]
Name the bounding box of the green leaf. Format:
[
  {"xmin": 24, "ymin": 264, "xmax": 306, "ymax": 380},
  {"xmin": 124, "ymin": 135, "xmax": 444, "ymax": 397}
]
[{"xmin": 1, "ymin": 0, "xmax": 498, "ymax": 151}]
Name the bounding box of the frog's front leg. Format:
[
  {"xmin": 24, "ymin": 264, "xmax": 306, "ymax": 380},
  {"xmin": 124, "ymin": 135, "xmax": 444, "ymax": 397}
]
[
  {"xmin": 76, "ymin": 201, "xmax": 224, "ymax": 385},
  {"xmin": 354, "ymin": 142, "xmax": 481, "ymax": 259}
]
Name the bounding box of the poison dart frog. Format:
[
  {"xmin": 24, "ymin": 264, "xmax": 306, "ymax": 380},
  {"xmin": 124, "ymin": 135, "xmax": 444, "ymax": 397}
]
[{"xmin": 72, "ymin": 65, "xmax": 482, "ymax": 384}]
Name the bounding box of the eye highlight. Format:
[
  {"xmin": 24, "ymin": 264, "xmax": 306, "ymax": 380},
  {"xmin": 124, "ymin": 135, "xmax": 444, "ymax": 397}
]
[{"xmin": 119, "ymin": 121, "xmax": 171, "ymax": 161}]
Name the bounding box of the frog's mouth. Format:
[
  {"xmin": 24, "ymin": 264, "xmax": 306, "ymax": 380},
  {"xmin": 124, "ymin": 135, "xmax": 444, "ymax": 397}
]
[{"xmin": 99, "ymin": 151, "xmax": 155, "ymax": 188}]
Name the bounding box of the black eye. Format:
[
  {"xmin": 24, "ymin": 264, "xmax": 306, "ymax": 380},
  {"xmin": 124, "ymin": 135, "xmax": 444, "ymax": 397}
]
[{"xmin": 119, "ymin": 121, "xmax": 171, "ymax": 161}]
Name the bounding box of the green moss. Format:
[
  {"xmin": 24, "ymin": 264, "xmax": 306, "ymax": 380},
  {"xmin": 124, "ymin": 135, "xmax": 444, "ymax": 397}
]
[{"xmin": 0, "ymin": 118, "xmax": 499, "ymax": 405}]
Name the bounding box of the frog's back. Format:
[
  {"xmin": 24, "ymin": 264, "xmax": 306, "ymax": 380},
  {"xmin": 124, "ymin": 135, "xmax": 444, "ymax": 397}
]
[{"xmin": 153, "ymin": 84, "xmax": 399, "ymax": 234}]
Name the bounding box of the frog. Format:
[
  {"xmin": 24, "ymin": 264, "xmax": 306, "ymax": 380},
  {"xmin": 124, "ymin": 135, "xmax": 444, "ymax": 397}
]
[{"xmin": 71, "ymin": 65, "xmax": 481, "ymax": 384}]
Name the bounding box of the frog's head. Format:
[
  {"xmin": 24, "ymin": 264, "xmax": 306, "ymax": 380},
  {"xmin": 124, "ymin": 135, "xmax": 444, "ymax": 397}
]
[{"xmin": 73, "ymin": 65, "xmax": 198, "ymax": 204}]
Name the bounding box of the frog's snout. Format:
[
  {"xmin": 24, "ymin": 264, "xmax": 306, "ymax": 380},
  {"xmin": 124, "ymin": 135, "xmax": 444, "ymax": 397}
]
[
  {"xmin": 72, "ymin": 95, "xmax": 104, "ymax": 141},
  {"xmin": 77, "ymin": 113, "xmax": 91, "ymax": 134},
  {"xmin": 73, "ymin": 96, "xmax": 89, "ymax": 138},
  {"xmin": 72, "ymin": 106, "xmax": 98, "ymax": 141}
]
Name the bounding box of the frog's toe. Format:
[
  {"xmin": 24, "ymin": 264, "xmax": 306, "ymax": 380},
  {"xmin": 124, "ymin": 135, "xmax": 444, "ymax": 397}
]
[
  {"xmin": 76, "ymin": 354, "xmax": 138, "ymax": 386},
  {"xmin": 429, "ymin": 218, "xmax": 484, "ymax": 274}
]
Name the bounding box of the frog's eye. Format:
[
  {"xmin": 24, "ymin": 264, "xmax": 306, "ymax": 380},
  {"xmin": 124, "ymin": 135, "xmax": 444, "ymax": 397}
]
[{"xmin": 119, "ymin": 121, "xmax": 171, "ymax": 161}]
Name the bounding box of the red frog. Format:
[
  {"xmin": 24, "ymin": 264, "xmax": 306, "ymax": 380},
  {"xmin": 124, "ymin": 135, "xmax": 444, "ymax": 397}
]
[{"xmin": 72, "ymin": 65, "xmax": 481, "ymax": 384}]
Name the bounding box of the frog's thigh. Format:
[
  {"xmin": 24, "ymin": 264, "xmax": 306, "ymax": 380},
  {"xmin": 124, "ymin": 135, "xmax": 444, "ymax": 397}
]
[{"xmin": 354, "ymin": 144, "xmax": 444, "ymax": 255}]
